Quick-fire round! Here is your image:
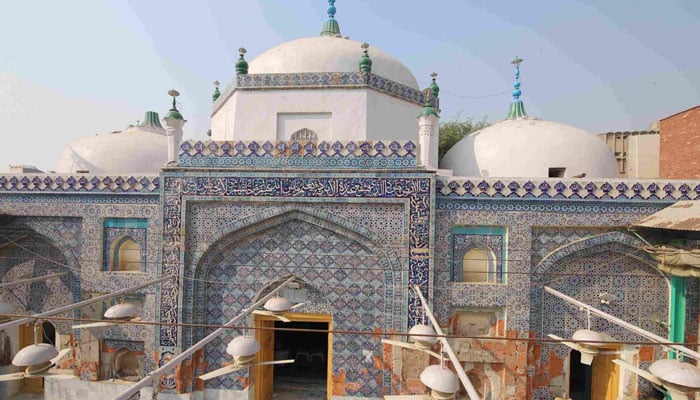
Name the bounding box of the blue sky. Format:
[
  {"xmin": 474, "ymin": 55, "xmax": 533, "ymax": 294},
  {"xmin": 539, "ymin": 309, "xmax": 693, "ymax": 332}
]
[{"xmin": 0, "ymin": 0, "xmax": 698, "ymax": 172}]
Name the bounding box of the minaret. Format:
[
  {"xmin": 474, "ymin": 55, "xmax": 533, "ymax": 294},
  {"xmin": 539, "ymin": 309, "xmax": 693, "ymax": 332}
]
[
  {"xmin": 163, "ymin": 90, "xmax": 186, "ymax": 165},
  {"xmin": 507, "ymin": 56, "xmax": 528, "ymax": 119},
  {"xmin": 320, "ymin": 0, "xmax": 341, "ymax": 37},
  {"xmin": 418, "ymin": 73, "xmax": 440, "ymax": 169}
]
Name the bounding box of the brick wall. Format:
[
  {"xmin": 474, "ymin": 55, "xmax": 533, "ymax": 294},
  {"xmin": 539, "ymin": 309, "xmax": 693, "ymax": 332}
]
[{"xmin": 660, "ymin": 105, "xmax": 700, "ymax": 178}]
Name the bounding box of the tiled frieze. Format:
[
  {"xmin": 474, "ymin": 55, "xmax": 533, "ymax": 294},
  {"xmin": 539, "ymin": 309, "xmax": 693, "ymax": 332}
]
[
  {"xmin": 0, "ymin": 174, "xmax": 159, "ymax": 193},
  {"xmin": 178, "ymin": 140, "xmax": 417, "ymax": 169},
  {"xmin": 212, "ymin": 72, "xmax": 426, "ymax": 113},
  {"xmin": 437, "ymin": 177, "xmax": 700, "ymax": 201}
]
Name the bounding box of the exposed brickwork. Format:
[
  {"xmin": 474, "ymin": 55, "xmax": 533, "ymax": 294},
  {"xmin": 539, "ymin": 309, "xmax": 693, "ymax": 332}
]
[{"xmin": 660, "ymin": 105, "xmax": 700, "ymax": 178}]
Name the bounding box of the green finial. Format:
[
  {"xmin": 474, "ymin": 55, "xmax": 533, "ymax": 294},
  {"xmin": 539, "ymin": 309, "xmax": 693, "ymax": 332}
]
[
  {"xmin": 235, "ymin": 48, "xmax": 249, "ymax": 75},
  {"xmin": 430, "ymin": 72, "xmax": 440, "ymax": 99},
  {"xmin": 359, "ymin": 43, "xmax": 372, "ymax": 73},
  {"xmin": 212, "ymin": 80, "xmax": 221, "ymax": 102},
  {"xmin": 320, "ymin": 0, "xmax": 341, "ymax": 36},
  {"xmin": 419, "ymin": 73, "xmax": 439, "ymax": 118},
  {"xmin": 164, "ymin": 89, "xmax": 184, "ymax": 121},
  {"xmin": 507, "ymin": 56, "xmax": 527, "ymax": 119}
]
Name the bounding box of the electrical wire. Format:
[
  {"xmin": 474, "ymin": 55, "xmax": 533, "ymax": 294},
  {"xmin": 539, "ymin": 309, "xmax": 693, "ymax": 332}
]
[{"xmin": 8, "ymin": 313, "xmax": 695, "ymax": 348}]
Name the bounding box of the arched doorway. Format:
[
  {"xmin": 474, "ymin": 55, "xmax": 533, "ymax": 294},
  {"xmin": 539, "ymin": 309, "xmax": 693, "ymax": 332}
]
[
  {"xmin": 532, "ymin": 233, "xmax": 669, "ymax": 399},
  {"xmin": 186, "ymin": 210, "xmax": 402, "ymax": 399}
]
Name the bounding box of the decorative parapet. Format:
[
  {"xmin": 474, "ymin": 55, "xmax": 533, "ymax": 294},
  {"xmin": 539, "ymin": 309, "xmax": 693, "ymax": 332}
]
[
  {"xmin": 0, "ymin": 174, "xmax": 159, "ymax": 193},
  {"xmin": 212, "ymin": 72, "xmax": 424, "ymax": 114},
  {"xmin": 437, "ymin": 177, "xmax": 700, "ymax": 202},
  {"xmin": 178, "ymin": 140, "xmax": 418, "ymax": 170}
]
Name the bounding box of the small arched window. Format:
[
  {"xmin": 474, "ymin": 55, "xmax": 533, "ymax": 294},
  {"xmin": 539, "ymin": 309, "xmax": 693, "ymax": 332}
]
[
  {"xmin": 461, "ymin": 248, "xmax": 496, "ymax": 283},
  {"xmin": 112, "ymin": 236, "xmax": 141, "ymax": 272}
]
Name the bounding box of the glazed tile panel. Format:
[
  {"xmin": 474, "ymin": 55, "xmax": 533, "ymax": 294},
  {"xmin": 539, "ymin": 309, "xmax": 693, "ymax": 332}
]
[
  {"xmin": 195, "ymin": 219, "xmax": 390, "ymax": 397},
  {"xmin": 160, "ymin": 172, "xmax": 432, "ymax": 350},
  {"xmin": 0, "ymin": 195, "xmax": 162, "ymax": 374}
]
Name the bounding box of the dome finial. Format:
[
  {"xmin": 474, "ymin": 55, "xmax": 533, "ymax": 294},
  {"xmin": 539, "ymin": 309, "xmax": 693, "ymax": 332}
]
[
  {"xmin": 359, "ymin": 43, "xmax": 372, "ymax": 73},
  {"xmin": 507, "ymin": 56, "xmax": 527, "ymax": 119},
  {"xmin": 320, "ymin": 0, "xmax": 341, "ymax": 37},
  {"xmin": 212, "ymin": 81, "xmax": 221, "ymax": 102},
  {"xmin": 164, "ymin": 89, "xmax": 184, "ymax": 121},
  {"xmin": 430, "ymin": 72, "xmax": 440, "ymax": 99},
  {"xmin": 235, "ymin": 48, "xmax": 249, "ymax": 75}
]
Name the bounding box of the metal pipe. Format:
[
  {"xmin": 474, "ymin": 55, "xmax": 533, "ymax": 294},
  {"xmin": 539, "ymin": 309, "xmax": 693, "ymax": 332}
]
[
  {"xmin": 413, "ymin": 285, "xmax": 481, "ymax": 400},
  {"xmin": 112, "ymin": 276, "xmax": 296, "ymax": 400},
  {"xmin": 0, "ymin": 272, "xmax": 68, "ymax": 289},
  {"xmin": 544, "ymin": 286, "xmax": 700, "ymax": 361},
  {"xmin": 0, "ymin": 275, "xmax": 173, "ymax": 332}
]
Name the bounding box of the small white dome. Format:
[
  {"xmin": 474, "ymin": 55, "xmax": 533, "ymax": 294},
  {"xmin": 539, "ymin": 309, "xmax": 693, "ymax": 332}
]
[
  {"xmin": 56, "ymin": 122, "xmax": 168, "ymax": 175},
  {"xmin": 226, "ymin": 336, "xmax": 260, "ymax": 358},
  {"xmin": 264, "ymin": 297, "xmax": 293, "ymax": 313},
  {"xmin": 440, "ymin": 118, "xmax": 619, "ymax": 178},
  {"xmin": 408, "ymin": 324, "xmax": 438, "ymax": 346},
  {"xmin": 248, "ymin": 36, "xmax": 419, "ymax": 90},
  {"xmin": 419, "ymin": 365, "xmax": 459, "ymax": 394},
  {"xmin": 104, "ymin": 303, "xmax": 139, "ymax": 320},
  {"xmin": 13, "ymin": 344, "xmax": 58, "ymax": 367},
  {"xmin": 649, "ymin": 359, "xmax": 700, "ymax": 389}
]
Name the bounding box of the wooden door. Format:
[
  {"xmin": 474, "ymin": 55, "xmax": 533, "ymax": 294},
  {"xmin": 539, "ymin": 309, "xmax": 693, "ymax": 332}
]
[
  {"xmin": 19, "ymin": 323, "xmax": 44, "ymax": 394},
  {"xmin": 255, "ymin": 319, "xmax": 275, "ymax": 400},
  {"xmin": 590, "ymin": 350, "xmax": 620, "ymax": 400}
]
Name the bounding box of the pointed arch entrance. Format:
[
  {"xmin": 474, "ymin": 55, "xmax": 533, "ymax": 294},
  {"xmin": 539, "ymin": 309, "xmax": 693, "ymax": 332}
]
[{"xmin": 184, "ymin": 208, "xmax": 403, "ymax": 398}]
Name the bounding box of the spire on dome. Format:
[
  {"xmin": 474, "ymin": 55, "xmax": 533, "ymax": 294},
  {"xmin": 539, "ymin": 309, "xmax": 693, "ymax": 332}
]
[
  {"xmin": 507, "ymin": 56, "xmax": 527, "ymax": 119},
  {"xmin": 320, "ymin": 0, "xmax": 341, "ymax": 37},
  {"xmin": 141, "ymin": 111, "xmax": 163, "ymax": 129}
]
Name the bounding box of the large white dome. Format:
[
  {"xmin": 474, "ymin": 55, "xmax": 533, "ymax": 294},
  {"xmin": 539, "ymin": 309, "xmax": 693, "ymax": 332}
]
[
  {"xmin": 440, "ymin": 118, "xmax": 620, "ymax": 178},
  {"xmin": 56, "ymin": 124, "xmax": 168, "ymax": 174},
  {"xmin": 248, "ymin": 36, "xmax": 419, "ymax": 90}
]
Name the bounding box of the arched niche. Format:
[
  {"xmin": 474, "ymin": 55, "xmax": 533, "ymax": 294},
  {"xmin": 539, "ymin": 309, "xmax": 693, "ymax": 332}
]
[
  {"xmin": 110, "ymin": 235, "xmax": 142, "ymax": 272},
  {"xmin": 461, "ymin": 247, "xmax": 497, "ymax": 283}
]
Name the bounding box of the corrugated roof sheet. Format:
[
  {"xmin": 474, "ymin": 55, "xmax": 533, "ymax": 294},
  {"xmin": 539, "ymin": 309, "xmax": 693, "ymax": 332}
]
[{"xmin": 633, "ymin": 200, "xmax": 700, "ymax": 233}]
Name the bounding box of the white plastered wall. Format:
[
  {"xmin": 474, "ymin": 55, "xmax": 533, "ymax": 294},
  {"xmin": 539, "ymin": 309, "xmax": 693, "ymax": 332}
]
[
  {"xmin": 211, "ymin": 89, "xmax": 421, "ymax": 143},
  {"xmin": 366, "ymin": 91, "xmax": 421, "ymax": 142},
  {"xmin": 211, "ymin": 89, "xmax": 366, "ymax": 142},
  {"xmin": 627, "ymin": 134, "xmax": 659, "ymax": 179}
]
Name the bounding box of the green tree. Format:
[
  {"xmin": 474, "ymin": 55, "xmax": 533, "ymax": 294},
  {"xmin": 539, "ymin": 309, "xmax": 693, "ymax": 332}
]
[{"xmin": 438, "ymin": 114, "xmax": 489, "ymax": 162}]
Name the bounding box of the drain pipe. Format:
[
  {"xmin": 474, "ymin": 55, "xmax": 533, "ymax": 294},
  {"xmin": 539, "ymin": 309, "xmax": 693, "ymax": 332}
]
[
  {"xmin": 413, "ymin": 285, "xmax": 481, "ymax": 400},
  {"xmin": 112, "ymin": 276, "xmax": 296, "ymax": 400}
]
